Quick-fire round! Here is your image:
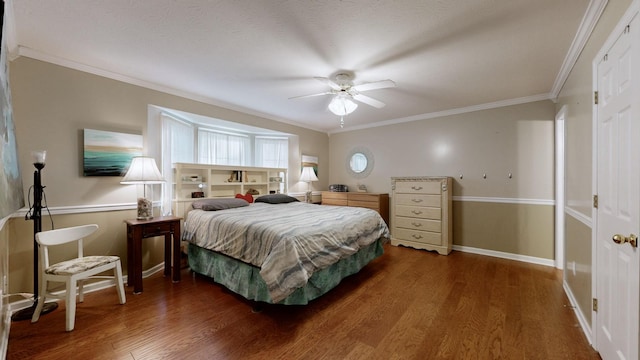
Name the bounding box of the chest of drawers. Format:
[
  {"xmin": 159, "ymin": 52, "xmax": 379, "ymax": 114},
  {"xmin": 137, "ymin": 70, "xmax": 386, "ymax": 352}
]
[
  {"xmin": 390, "ymin": 177, "xmax": 453, "ymax": 255},
  {"xmin": 321, "ymin": 192, "xmax": 389, "ymax": 225}
]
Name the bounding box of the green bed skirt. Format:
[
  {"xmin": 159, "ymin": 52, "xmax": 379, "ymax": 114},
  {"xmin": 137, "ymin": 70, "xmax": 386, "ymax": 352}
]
[{"xmin": 187, "ymin": 239, "xmax": 385, "ymax": 305}]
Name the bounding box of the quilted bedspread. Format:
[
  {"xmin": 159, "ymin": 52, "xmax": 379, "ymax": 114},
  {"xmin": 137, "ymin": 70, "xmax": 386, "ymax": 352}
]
[{"xmin": 182, "ymin": 201, "xmax": 390, "ymax": 303}]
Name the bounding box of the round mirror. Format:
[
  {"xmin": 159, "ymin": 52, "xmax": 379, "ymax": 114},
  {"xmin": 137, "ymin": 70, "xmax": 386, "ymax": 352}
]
[
  {"xmin": 346, "ymin": 147, "xmax": 374, "ymax": 178},
  {"xmin": 350, "ymin": 153, "xmax": 368, "ymax": 173}
]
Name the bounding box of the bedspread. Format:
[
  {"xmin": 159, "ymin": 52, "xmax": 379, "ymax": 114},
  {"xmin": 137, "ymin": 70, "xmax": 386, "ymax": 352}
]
[{"xmin": 182, "ymin": 201, "xmax": 389, "ymax": 303}]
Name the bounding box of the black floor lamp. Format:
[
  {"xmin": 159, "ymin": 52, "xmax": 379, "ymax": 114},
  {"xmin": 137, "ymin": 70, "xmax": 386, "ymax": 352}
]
[{"xmin": 11, "ymin": 151, "xmax": 58, "ymax": 321}]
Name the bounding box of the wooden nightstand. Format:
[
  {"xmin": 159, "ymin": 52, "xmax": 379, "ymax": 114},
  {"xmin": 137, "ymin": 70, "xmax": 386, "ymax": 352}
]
[{"xmin": 124, "ymin": 216, "xmax": 182, "ymax": 294}]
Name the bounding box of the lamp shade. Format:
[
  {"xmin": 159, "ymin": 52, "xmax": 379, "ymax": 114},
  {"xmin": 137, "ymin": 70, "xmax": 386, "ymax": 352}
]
[
  {"xmin": 300, "ymin": 166, "xmax": 318, "ymax": 182},
  {"xmin": 120, "ymin": 156, "xmax": 165, "ymax": 184},
  {"xmin": 328, "ymin": 94, "xmax": 358, "ymax": 116}
]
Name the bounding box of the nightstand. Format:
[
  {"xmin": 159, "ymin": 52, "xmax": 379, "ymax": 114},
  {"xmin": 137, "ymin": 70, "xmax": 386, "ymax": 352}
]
[{"xmin": 124, "ymin": 216, "xmax": 182, "ymax": 294}]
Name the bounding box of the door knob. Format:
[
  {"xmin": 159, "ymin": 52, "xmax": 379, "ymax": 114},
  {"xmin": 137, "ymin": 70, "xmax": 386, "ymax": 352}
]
[{"xmin": 612, "ymin": 234, "xmax": 638, "ymax": 247}]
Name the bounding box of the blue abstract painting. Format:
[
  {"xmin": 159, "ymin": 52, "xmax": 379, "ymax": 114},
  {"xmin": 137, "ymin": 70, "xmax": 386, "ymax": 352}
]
[{"xmin": 83, "ymin": 129, "xmax": 143, "ymax": 176}]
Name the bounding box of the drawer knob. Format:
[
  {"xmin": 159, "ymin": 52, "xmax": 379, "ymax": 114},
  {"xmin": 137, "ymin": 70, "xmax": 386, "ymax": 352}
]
[
  {"xmin": 411, "ymin": 234, "xmax": 423, "ymax": 240},
  {"xmin": 411, "ymin": 186, "xmax": 423, "ymax": 191},
  {"xmin": 411, "ymin": 222, "xmax": 422, "ymax": 227},
  {"xmin": 411, "ymin": 199, "xmax": 423, "ymax": 203},
  {"xmin": 411, "ymin": 210, "xmax": 423, "ymax": 215}
]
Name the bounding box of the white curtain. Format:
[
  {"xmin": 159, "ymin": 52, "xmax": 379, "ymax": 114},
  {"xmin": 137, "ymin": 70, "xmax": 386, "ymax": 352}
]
[
  {"xmin": 161, "ymin": 113, "xmax": 195, "ymax": 215},
  {"xmin": 198, "ymin": 129, "xmax": 249, "ymax": 165},
  {"xmin": 255, "ymin": 137, "xmax": 288, "ymax": 168}
]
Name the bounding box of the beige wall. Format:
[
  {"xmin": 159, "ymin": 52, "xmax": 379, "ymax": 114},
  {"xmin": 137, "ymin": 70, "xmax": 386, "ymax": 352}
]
[
  {"xmin": 564, "ymin": 215, "xmax": 593, "ymax": 325},
  {"xmin": 328, "ymin": 101, "xmax": 555, "ymax": 198},
  {"xmin": 328, "ymin": 100, "xmax": 556, "ymax": 258},
  {"xmin": 10, "ymin": 57, "xmax": 329, "ymax": 207},
  {"xmin": 555, "ymin": 0, "xmax": 632, "ymax": 328},
  {"xmin": 7, "ymin": 57, "xmax": 329, "ymax": 295},
  {"xmin": 453, "ymin": 201, "xmax": 554, "ymax": 259}
]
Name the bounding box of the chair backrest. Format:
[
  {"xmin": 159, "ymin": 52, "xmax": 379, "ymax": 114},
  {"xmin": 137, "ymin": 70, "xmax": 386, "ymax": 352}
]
[
  {"xmin": 35, "ymin": 224, "xmax": 99, "ymax": 269},
  {"xmin": 35, "ymin": 224, "xmax": 99, "ymax": 246}
]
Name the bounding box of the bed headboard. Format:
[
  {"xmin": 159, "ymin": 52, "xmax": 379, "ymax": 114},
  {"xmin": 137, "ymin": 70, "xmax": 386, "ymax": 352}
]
[{"xmin": 173, "ymin": 199, "xmax": 198, "ymax": 219}]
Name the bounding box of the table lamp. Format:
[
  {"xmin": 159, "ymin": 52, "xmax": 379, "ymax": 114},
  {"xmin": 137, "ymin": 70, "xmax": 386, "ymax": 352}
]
[
  {"xmin": 121, "ymin": 156, "xmax": 165, "ymax": 220},
  {"xmin": 300, "ymin": 166, "xmax": 318, "ymax": 203}
]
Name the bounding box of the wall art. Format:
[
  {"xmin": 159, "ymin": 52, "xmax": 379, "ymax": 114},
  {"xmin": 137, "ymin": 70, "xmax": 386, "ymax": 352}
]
[{"xmin": 83, "ymin": 129, "xmax": 143, "ymax": 176}]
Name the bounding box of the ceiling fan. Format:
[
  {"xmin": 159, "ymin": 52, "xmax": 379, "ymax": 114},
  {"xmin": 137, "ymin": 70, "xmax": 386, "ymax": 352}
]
[{"xmin": 290, "ymin": 73, "xmax": 396, "ymax": 116}]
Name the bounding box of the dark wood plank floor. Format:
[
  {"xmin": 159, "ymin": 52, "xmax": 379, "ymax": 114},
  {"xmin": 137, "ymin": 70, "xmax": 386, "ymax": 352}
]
[{"xmin": 7, "ymin": 244, "xmax": 600, "ymax": 359}]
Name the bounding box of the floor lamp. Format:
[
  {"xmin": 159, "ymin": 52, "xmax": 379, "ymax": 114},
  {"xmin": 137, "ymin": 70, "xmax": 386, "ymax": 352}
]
[{"xmin": 12, "ymin": 151, "xmax": 59, "ymax": 321}]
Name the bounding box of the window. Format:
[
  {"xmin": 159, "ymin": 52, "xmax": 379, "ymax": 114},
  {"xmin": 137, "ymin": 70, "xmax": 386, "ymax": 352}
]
[
  {"xmin": 160, "ymin": 113, "xmax": 195, "ymax": 215},
  {"xmin": 198, "ymin": 129, "xmax": 250, "ymax": 165},
  {"xmin": 161, "ymin": 114, "xmax": 195, "ymax": 165},
  {"xmin": 154, "ymin": 108, "xmax": 291, "ymax": 215},
  {"xmin": 255, "ymin": 136, "xmax": 288, "ymax": 168}
]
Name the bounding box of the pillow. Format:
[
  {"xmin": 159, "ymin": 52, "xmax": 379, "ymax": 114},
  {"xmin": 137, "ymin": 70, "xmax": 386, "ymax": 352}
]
[
  {"xmin": 254, "ymin": 194, "xmax": 300, "ymax": 204},
  {"xmin": 191, "ymin": 198, "xmax": 249, "ymax": 211},
  {"xmin": 235, "ymin": 193, "xmax": 254, "ymax": 203}
]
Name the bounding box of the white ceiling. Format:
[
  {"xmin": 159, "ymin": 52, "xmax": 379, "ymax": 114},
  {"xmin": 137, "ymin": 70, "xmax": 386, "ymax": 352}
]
[{"xmin": 6, "ymin": 0, "xmax": 593, "ymax": 133}]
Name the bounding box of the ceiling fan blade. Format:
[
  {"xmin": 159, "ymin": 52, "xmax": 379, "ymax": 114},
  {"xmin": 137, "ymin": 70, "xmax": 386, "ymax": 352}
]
[
  {"xmin": 314, "ymin": 77, "xmax": 343, "ymax": 91},
  {"xmin": 352, "ymin": 79, "xmax": 396, "ymax": 92},
  {"xmin": 288, "ymin": 91, "xmax": 333, "ymax": 100},
  {"xmin": 353, "ymin": 94, "xmax": 386, "ymax": 108}
]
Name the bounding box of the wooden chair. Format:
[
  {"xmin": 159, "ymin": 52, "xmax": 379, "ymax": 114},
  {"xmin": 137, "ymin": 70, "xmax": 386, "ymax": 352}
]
[{"xmin": 31, "ymin": 224, "xmax": 126, "ymax": 331}]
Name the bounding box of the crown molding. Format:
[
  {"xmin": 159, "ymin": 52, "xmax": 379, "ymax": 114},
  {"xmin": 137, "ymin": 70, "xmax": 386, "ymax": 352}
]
[
  {"xmin": 13, "ymin": 46, "xmax": 327, "ymax": 134},
  {"xmin": 330, "ymin": 93, "xmax": 553, "ymax": 134},
  {"xmin": 550, "ymin": 0, "xmax": 608, "ymax": 98}
]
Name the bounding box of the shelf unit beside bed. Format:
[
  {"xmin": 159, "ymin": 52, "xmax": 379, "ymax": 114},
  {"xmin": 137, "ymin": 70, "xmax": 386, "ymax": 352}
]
[{"xmin": 172, "ymin": 163, "xmax": 287, "ymax": 217}]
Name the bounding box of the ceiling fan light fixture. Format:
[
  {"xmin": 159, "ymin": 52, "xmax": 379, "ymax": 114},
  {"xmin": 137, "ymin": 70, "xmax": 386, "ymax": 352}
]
[{"xmin": 328, "ymin": 95, "xmax": 358, "ymax": 116}]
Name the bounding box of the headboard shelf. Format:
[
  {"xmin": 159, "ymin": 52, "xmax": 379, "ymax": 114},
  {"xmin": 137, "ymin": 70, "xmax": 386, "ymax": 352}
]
[{"xmin": 172, "ymin": 163, "xmax": 287, "ymax": 218}]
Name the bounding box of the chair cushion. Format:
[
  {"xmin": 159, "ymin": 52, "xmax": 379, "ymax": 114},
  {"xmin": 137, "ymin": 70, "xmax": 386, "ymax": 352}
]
[{"xmin": 45, "ymin": 255, "xmax": 120, "ymax": 275}]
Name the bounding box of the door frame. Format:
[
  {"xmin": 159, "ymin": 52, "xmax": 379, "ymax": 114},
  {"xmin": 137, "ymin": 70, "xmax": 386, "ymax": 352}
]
[
  {"xmin": 591, "ymin": 0, "xmax": 640, "ymax": 350},
  {"xmin": 555, "ymin": 105, "xmax": 566, "ymax": 270}
]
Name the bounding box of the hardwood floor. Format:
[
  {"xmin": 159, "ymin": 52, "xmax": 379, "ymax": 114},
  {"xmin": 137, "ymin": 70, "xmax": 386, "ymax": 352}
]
[{"xmin": 7, "ymin": 244, "xmax": 600, "ymax": 359}]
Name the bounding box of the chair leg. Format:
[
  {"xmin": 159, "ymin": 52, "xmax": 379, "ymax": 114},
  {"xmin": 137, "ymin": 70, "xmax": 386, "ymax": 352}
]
[
  {"xmin": 78, "ymin": 279, "xmax": 84, "ymax": 303},
  {"xmin": 114, "ymin": 260, "xmax": 126, "ymax": 304},
  {"xmin": 65, "ymin": 279, "xmax": 77, "ymax": 332},
  {"xmin": 30, "ymin": 278, "xmax": 48, "ymax": 324}
]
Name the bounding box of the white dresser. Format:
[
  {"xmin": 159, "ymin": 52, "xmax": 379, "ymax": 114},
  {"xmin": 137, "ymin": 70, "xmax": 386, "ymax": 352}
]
[{"xmin": 390, "ymin": 177, "xmax": 453, "ymax": 255}]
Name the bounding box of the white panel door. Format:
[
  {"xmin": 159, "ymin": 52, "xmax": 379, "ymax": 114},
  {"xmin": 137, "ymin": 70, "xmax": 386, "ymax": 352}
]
[{"xmin": 595, "ymin": 17, "xmax": 640, "ymax": 360}]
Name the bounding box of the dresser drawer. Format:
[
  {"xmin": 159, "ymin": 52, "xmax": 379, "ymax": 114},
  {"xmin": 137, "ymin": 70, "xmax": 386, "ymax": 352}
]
[
  {"xmin": 321, "ymin": 192, "xmax": 348, "ymax": 206},
  {"xmin": 393, "ymin": 228, "xmax": 441, "ymax": 245},
  {"xmin": 394, "ymin": 217, "xmax": 441, "ymax": 233},
  {"xmin": 394, "ymin": 181, "xmax": 442, "ymax": 194},
  {"xmin": 322, "ymin": 198, "xmax": 348, "ymax": 206},
  {"xmin": 395, "ymin": 193, "xmax": 441, "ymax": 207},
  {"xmin": 322, "ymin": 192, "xmax": 348, "ymax": 200},
  {"xmin": 347, "ymin": 193, "xmax": 379, "ymax": 202},
  {"xmin": 348, "ymin": 200, "xmax": 379, "ymax": 210},
  {"xmin": 141, "ymin": 222, "xmax": 174, "ymax": 237},
  {"xmin": 395, "ymin": 205, "xmax": 441, "ymax": 220}
]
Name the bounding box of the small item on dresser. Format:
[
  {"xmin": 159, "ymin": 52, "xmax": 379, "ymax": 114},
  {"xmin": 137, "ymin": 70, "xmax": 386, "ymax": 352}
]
[
  {"xmin": 357, "ymin": 184, "xmax": 367, "ymax": 192},
  {"xmin": 191, "ymin": 191, "xmax": 205, "ymax": 198},
  {"xmin": 329, "ymin": 184, "xmax": 348, "ymax": 192}
]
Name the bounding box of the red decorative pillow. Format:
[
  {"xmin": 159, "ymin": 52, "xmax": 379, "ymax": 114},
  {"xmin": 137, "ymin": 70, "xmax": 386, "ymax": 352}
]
[{"xmin": 235, "ymin": 193, "xmax": 254, "ymax": 203}]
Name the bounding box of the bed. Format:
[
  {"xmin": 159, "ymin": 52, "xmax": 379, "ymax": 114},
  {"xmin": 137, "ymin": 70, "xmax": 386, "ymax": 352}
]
[{"xmin": 181, "ymin": 195, "xmax": 390, "ymax": 305}]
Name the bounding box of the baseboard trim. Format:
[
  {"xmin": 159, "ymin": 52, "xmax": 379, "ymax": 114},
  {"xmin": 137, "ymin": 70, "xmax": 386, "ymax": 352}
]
[
  {"xmin": 8, "ymin": 263, "xmax": 165, "ymax": 314},
  {"xmin": 563, "ymin": 280, "xmax": 593, "ymax": 346},
  {"xmin": 452, "ymin": 244, "xmax": 555, "ymax": 267}
]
